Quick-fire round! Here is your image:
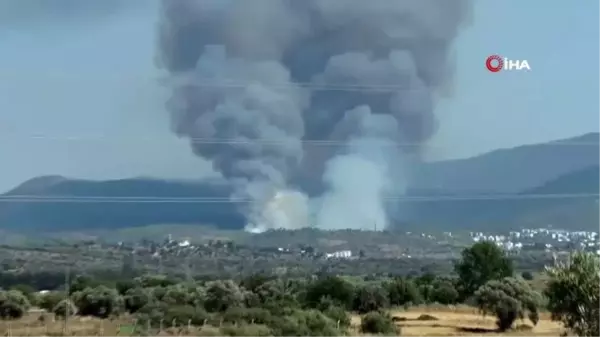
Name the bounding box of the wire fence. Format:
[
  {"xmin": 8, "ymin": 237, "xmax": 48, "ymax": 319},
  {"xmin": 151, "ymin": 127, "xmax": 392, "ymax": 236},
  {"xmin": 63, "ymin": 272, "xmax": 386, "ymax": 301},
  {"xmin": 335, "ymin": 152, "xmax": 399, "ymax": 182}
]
[{"xmin": 0, "ymin": 313, "xmax": 269, "ymax": 336}]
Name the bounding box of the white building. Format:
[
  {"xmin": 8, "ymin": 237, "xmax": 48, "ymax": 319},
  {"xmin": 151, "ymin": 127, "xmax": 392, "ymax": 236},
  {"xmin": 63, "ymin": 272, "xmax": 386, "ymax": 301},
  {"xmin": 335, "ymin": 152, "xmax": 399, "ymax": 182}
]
[{"xmin": 326, "ymin": 250, "xmax": 352, "ymax": 259}]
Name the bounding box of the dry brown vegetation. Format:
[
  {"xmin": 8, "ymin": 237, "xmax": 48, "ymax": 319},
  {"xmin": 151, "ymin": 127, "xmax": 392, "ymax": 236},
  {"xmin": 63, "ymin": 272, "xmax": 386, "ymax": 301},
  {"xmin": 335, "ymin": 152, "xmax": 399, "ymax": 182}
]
[
  {"xmin": 350, "ymin": 305, "xmax": 564, "ymax": 336},
  {"xmin": 0, "ymin": 305, "xmax": 564, "ymax": 336}
]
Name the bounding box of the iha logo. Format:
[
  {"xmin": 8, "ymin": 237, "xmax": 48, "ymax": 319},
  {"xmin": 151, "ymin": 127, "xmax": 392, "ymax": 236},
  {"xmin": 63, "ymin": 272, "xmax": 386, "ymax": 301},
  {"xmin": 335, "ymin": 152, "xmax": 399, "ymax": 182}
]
[{"xmin": 486, "ymin": 55, "xmax": 531, "ymax": 72}]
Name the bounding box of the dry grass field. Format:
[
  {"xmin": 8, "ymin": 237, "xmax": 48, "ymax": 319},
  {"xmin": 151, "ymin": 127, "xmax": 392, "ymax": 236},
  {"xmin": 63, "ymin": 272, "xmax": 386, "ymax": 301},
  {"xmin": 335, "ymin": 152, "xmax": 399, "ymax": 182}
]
[
  {"xmin": 351, "ymin": 305, "xmax": 564, "ymax": 336},
  {"xmin": 0, "ymin": 305, "xmax": 564, "ymax": 336}
]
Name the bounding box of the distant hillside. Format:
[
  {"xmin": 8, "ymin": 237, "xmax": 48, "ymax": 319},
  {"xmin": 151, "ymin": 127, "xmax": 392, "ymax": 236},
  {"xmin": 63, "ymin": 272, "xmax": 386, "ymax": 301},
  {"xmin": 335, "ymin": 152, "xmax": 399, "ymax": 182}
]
[
  {"xmin": 402, "ymin": 166, "xmax": 599, "ymax": 231},
  {"xmin": 0, "ymin": 133, "xmax": 597, "ymax": 233},
  {"xmin": 411, "ymin": 133, "xmax": 599, "ymax": 194},
  {"xmin": 0, "ymin": 177, "xmax": 243, "ymax": 232}
]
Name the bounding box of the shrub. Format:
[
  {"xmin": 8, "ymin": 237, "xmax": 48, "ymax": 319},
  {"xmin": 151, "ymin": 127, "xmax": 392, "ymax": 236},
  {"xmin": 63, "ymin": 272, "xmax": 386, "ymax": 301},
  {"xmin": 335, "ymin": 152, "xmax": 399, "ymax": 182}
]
[
  {"xmin": 323, "ymin": 305, "xmax": 351, "ymax": 328},
  {"xmin": 38, "ymin": 291, "xmax": 65, "ymax": 312},
  {"xmin": 545, "ymin": 251, "xmax": 599, "ymax": 336},
  {"xmin": 304, "ymin": 276, "xmax": 355, "ymax": 310},
  {"xmin": 53, "ymin": 299, "xmax": 77, "ymax": 317},
  {"xmin": 223, "ymin": 307, "xmax": 272, "ymax": 325},
  {"xmin": 474, "ymin": 277, "xmax": 541, "ymax": 331},
  {"xmin": 72, "ymin": 286, "xmax": 123, "ymax": 318},
  {"xmin": 0, "ymin": 290, "xmax": 31, "ymax": 320},
  {"xmin": 385, "ymin": 277, "xmax": 422, "ymax": 307},
  {"xmin": 220, "ymin": 324, "xmax": 272, "ymax": 336},
  {"xmin": 360, "ymin": 311, "xmax": 399, "ymax": 335},
  {"xmin": 353, "ymin": 283, "xmax": 389, "ymax": 313}
]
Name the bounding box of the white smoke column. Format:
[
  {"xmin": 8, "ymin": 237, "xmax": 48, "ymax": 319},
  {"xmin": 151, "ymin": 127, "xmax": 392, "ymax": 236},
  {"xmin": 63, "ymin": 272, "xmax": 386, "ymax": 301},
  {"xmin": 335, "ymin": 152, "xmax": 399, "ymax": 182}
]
[
  {"xmin": 317, "ymin": 106, "xmax": 398, "ymax": 230},
  {"xmin": 246, "ymin": 189, "xmax": 310, "ymax": 233}
]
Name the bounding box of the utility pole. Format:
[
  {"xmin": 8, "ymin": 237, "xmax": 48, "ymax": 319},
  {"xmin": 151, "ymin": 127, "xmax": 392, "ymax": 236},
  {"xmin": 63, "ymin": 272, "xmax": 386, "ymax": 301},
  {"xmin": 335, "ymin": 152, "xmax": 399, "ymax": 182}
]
[
  {"xmin": 185, "ymin": 256, "xmax": 192, "ymax": 282},
  {"xmin": 63, "ymin": 266, "xmax": 70, "ymax": 335}
]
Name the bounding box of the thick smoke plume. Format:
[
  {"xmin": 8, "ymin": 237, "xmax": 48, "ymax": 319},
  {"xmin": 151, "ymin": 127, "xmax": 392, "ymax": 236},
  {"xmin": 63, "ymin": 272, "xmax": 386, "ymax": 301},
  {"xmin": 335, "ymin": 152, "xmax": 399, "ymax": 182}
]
[{"xmin": 156, "ymin": 0, "xmax": 473, "ymax": 231}]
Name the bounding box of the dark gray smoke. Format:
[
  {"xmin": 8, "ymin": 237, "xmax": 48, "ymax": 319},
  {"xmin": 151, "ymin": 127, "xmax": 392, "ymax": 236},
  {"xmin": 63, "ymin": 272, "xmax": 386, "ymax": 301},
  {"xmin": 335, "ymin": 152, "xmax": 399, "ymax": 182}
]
[{"xmin": 156, "ymin": 0, "xmax": 473, "ymax": 231}]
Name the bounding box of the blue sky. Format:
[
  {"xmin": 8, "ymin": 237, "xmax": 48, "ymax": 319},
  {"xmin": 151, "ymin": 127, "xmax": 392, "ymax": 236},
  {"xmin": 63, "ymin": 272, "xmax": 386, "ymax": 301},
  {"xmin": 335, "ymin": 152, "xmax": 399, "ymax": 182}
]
[{"xmin": 0, "ymin": 0, "xmax": 598, "ymax": 192}]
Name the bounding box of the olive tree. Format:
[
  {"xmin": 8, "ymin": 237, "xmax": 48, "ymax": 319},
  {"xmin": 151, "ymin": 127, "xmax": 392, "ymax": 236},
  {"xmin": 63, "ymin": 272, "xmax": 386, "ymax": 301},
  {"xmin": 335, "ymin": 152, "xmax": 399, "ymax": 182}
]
[
  {"xmin": 0, "ymin": 290, "xmax": 31, "ymax": 320},
  {"xmin": 455, "ymin": 241, "xmax": 514, "ymax": 299},
  {"xmin": 545, "ymin": 251, "xmax": 599, "ymax": 336},
  {"xmin": 473, "ymin": 277, "xmax": 540, "ymax": 331},
  {"xmin": 72, "ymin": 286, "xmax": 123, "ymax": 318}
]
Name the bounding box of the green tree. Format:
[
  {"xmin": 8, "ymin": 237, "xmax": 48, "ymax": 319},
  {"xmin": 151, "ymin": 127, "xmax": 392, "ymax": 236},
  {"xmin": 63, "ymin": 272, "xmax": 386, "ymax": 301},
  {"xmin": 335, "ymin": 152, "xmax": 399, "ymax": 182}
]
[
  {"xmin": 544, "ymin": 251, "xmax": 599, "ymax": 336},
  {"xmin": 38, "ymin": 291, "xmax": 66, "ymax": 312},
  {"xmin": 255, "ymin": 279, "xmax": 299, "ymax": 309},
  {"xmin": 0, "ymin": 290, "xmax": 30, "ymax": 320},
  {"xmin": 203, "ymin": 280, "xmax": 246, "ymax": 312},
  {"xmin": 385, "ymin": 277, "xmax": 422, "ymax": 307},
  {"xmin": 352, "ymin": 284, "xmax": 389, "ymax": 314},
  {"xmin": 304, "ymin": 276, "xmax": 355, "ymax": 310},
  {"xmin": 360, "ymin": 311, "xmax": 399, "ymax": 335},
  {"xmin": 455, "ymin": 241, "xmax": 514, "ymax": 299},
  {"xmin": 73, "ymin": 286, "xmax": 123, "ymax": 318},
  {"xmin": 473, "ymin": 277, "xmax": 540, "ymax": 331},
  {"xmin": 123, "ymin": 287, "xmax": 153, "ymax": 313},
  {"xmin": 267, "ymin": 309, "xmax": 342, "ymax": 336},
  {"xmin": 429, "ymin": 278, "xmax": 459, "ymax": 305}
]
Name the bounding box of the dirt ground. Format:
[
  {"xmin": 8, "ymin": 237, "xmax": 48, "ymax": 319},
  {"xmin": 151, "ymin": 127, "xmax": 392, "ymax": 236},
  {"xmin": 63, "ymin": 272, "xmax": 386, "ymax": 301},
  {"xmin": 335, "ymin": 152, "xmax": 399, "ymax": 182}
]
[{"xmin": 351, "ymin": 305, "xmax": 564, "ymax": 336}]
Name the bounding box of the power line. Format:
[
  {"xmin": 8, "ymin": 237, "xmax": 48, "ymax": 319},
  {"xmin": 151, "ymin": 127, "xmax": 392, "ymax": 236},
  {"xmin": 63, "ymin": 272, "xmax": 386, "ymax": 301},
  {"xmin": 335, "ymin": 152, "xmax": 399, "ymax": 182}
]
[
  {"xmin": 180, "ymin": 79, "xmax": 440, "ymax": 93},
  {"xmin": 0, "ymin": 193, "xmax": 597, "ymax": 203},
  {"xmin": 0, "ymin": 73, "xmax": 446, "ymax": 93},
  {"xmin": 2, "ymin": 134, "xmax": 598, "ymax": 148}
]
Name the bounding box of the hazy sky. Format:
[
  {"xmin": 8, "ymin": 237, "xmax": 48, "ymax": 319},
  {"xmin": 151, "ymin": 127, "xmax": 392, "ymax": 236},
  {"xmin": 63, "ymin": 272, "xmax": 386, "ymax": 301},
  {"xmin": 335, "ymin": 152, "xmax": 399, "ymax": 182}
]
[{"xmin": 0, "ymin": 0, "xmax": 598, "ymax": 192}]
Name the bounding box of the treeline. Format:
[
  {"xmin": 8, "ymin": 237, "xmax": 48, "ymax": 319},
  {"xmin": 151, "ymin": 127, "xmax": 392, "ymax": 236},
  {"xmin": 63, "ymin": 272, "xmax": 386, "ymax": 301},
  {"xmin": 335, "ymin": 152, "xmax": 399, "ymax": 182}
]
[
  {"xmin": 2, "ymin": 272, "xmax": 458, "ymax": 335},
  {"xmin": 0, "ymin": 242, "xmax": 597, "ymax": 336}
]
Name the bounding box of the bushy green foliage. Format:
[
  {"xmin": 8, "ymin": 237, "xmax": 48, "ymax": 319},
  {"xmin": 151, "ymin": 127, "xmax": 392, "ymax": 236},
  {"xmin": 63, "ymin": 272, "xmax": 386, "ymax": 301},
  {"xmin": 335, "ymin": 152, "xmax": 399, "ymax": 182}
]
[
  {"xmin": 353, "ymin": 283, "xmax": 389, "ymax": 313},
  {"xmin": 473, "ymin": 277, "xmax": 541, "ymax": 331},
  {"xmin": 0, "ymin": 290, "xmax": 31, "ymax": 320},
  {"xmin": 305, "ymin": 276, "xmax": 355, "ymax": 309},
  {"xmin": 544, "ymin": 251, "xmax": 599, "ymax": 336},
  {"xmin": 322, "ymin": 305, "xmax": 351, "ymax": 328},
  {"xmin": 123, "ymin": 287, "xmax": 153, "ymax": 313},
  {"xmin": 38, "ymin": 291, "xmax": 65, "ymax": 312},
  {"xmin": 222, "ymin": 306, "xmax": 272, "ymax": 325},
  {"xmin": 455, "ymin": 241, "xmax": 514, "ymax": 299},
  {"xmin": 22, "ymin": 242, "xmax": 600, "ymax": 337},
  {"xmin": 360, "ymin": 311, "xmax": 399, "ymax": 335},
  {"xmin": 204, "ymin": 280, "xmax": 246, "ymax": 312},
  {"xmin": 53, "ymin": 299, "xmax": 77, "ymax": 317},
  {"xmin": 220, "ymin": 324, "xmax": 272, "ymax": 336},
  {"xmin": 162, "ymin": 305, "xmax": 209, "ymax": 326},
  {"xmin": 72, "ymin": 285, "xmax": 123, "ymax": 318},
  {"xmin": 267, "ymin": 309, "xmax": 342, "ymax": 336},
  {"xmin": 385, "ymin": 277, "xmax": 422, "ymax": 307}
]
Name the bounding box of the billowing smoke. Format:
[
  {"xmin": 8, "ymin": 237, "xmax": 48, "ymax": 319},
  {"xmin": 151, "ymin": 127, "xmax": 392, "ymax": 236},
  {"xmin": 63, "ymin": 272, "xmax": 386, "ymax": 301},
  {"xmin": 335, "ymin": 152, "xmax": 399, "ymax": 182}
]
[{"xmin": 156, "ymin": 0, "xmax": 472, "ymax": 231}]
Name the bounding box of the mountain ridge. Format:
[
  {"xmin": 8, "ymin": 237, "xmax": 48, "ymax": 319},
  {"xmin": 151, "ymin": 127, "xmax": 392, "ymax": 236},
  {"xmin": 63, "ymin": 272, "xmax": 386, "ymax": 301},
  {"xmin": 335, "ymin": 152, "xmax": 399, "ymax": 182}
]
[{"xmin": 1, "ymin": 132, "xmax": 598, "ymax": 232}]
